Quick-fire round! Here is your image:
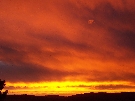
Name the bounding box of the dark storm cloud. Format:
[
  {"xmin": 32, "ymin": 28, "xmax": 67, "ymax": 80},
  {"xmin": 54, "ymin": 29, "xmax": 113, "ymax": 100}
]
[
  {"xmin": 30, "ymin": 32, "xmax": 95, "ymax": 52},
  {"xmin": 93, "ymin": 2, "xmax": 135, "ymax": 24},
  {"xmin": 0, "ymin": 40, "xmax": 40, "ymax": 64},
  {"xmin": 86, "ymin": 70, "xmax": 135, "ymax": 82},
  {"xmin": 62, "ymin": 1, "xmax": 135, "ymax": 31},
  {"xmin": 110, "ymin": 30, "xmax": 135, "ymax": 51},
  {"xmin": 90, "ymin": 2, "xmax": 135, "ymax": 61},
  {"xmin": 0, "ymin": 61, "xmax": 79, "ymax": 82},
  {"xmin": 62, "ymin": 0, "xmax": 135, "ymax": 59}
]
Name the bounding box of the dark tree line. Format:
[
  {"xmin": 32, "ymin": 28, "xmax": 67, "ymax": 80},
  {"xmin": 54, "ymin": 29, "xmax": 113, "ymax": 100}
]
[{"xmin": 0, "ymin": 79, "xmax": 8, "ymax": 99}]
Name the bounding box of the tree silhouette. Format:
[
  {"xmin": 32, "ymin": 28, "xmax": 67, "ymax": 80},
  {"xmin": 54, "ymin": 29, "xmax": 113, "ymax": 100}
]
[{"xmin": 0, "ymin": 79, "xmax": 8, "ymax": 99}]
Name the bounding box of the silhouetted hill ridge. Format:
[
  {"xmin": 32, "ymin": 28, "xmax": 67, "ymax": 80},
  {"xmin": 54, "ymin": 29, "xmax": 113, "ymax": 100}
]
[{"xmin": 4, "ymin": 92, "xmax": 135, "ymax": 101}]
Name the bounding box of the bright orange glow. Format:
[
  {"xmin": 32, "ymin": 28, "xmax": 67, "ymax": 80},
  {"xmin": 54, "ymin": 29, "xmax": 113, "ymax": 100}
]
[{"xmin": 5, "ymin": 81, "xmax": 135, "ymax": 96}]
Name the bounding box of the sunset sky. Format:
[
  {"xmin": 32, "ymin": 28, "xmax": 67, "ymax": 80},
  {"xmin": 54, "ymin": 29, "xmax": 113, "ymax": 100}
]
[{"xmin": 0, "ymin": 0, "xmax": 135, "ymax": 96}]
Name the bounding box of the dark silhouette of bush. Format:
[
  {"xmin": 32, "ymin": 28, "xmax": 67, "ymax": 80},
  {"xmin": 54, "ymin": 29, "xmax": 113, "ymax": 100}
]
[{"xmin": 0, "ymin": 79, "xmax": 8, "ymax": 99}]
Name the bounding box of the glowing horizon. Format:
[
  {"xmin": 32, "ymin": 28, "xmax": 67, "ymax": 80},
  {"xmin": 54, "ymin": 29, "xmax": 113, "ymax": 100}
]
[{"xmin": 4, "ymin": 81, "xmax": 135, "ymax": 96}]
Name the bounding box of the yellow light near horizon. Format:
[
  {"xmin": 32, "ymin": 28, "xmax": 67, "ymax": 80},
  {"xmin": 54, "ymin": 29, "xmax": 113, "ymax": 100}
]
[
  {"xmin": 6, "ymin": 81, "xmax": 132, "ymax": 87},
  {"xmin": 5, "ymin": 81, "xmax": 135, "ymax": 96}
]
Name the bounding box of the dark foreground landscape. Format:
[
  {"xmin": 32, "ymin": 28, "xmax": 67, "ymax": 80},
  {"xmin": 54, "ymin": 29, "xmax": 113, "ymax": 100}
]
[{"xmin": 3, "ymin": 92, "xmax": 135, "ymax": 101}]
